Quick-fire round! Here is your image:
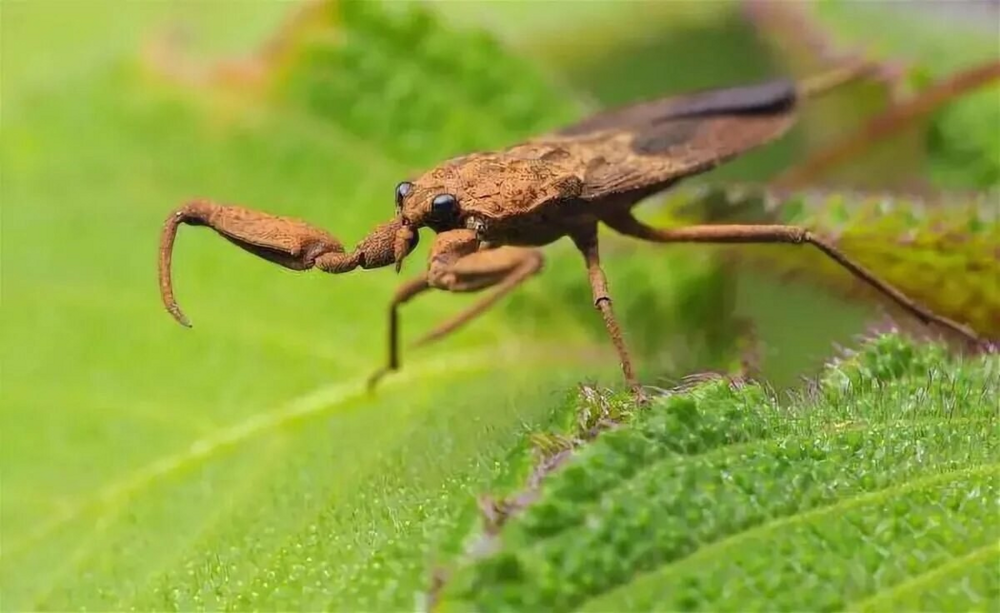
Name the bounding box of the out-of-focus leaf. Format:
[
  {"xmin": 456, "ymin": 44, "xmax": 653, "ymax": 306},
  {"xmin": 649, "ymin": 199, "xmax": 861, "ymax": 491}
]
[
  {"xmin": 652, "ymin": 186, "xmax": 1000, "ymax": 339},
  {"xmin": 926, "ymin": 83, "xmax": 1000, "ymax": 189},
  {"xmin": 772, "ymin": 62, "xmax": 1000, "ymax": 192},
  {"xmin": 742, "ymin": 0, "xmax": 923, "ymax": 189},
  {"xmin": 745, "ymin": 0, "xmax": 1000, "ymax": 191},
  {"xmin": 434, "ymin": 334, "xmax": 1000, "ymax": 611}
]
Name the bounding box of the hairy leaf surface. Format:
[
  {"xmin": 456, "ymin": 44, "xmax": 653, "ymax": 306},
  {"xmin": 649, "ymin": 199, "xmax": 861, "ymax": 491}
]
[{"xmin": 436, "ymin": 335, "xmax": 1000, "ymax": 611}]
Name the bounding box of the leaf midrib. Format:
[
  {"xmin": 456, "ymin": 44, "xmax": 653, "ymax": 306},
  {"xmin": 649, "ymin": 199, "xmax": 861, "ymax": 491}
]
[{"xmin": 0, "ymin": 340, "xmax": 604, "ymax": 565}]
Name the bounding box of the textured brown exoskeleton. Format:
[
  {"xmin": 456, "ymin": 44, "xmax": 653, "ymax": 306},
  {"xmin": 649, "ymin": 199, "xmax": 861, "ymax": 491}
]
[{"xmin": 159, "ymin": 63, "xmax": 981, "ymax": 400}]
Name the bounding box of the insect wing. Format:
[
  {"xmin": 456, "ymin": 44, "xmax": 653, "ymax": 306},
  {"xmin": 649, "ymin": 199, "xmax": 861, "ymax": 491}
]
[
  {"xmin": 548, "ymin": 79, "xmax": 800, "ymax": 200},
  {"xmin": 558, "ymin": 79, "xmax": 796, "ymax": 136}
]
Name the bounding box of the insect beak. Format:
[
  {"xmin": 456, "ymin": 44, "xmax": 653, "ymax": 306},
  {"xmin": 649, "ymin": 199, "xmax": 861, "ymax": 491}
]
[{"xmin": 393, "ymin": 223, "xmax": 418, "ymax": 273}]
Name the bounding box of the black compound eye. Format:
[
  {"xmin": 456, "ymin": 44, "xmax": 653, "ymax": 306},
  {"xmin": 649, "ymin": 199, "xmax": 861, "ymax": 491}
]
[
  {"xmin": 431, "ymin": 193, "xmax": 458, "ymax": 219},
  {"xmin": 395, "ymin": 181, "xmax": 413, "ymax": 209}
]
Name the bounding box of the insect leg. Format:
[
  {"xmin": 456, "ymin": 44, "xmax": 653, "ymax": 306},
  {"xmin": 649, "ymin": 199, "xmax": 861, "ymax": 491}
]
[
  {"xmin": 366, "ymin": 275, "xmax": 431, "ymax": 390},
  {"xmin": 603, "ymin": 212, "xmax": 982, "ymax": 346},
  {"xmin": 159, "ymin": 200, "xmax": 413, "ymax": 327},
  {"xmin": 367, "ymin": 229, "xmax": 544, "ymax": 389},
  {"xmin": 416, "ymin": 247, "xmax": 544, "ymax": 347},
  {"xmin": 571, "ymin": 226, "xmax": 646, "ymax": 402}
]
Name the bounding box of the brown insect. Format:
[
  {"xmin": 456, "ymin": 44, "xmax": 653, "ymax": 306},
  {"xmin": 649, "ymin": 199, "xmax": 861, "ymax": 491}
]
[{"xmin": 159, "ymin": 62, "xmax": 980, "ymax": 401}]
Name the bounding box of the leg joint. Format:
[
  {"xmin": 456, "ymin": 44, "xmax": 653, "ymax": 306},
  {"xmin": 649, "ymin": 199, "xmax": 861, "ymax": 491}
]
[{"xmin": 315, "ymin": 250, "xmax": 361, "ymax": 274}]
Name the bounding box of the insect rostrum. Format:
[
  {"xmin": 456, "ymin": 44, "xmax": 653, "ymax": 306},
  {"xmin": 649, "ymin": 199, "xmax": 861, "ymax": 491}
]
[{"xmin": 158, "ymin": 63, "xmax": 981, "ymax": 401}]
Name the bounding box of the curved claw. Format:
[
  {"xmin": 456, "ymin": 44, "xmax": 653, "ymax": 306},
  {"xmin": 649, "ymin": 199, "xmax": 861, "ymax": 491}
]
[
  {"xmin": 159, "ymin": 207, "xmax": 200, "ymax": 328},
  {"xmin": 159, "ymin": 201, "xmax": 351, "ymax": 327},
  {"xmin": 159, "ymin": 201, "xmax": 419, "ymax": 328}
]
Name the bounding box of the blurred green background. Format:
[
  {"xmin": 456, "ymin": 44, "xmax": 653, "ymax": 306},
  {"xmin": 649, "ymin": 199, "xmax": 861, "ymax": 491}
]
[{"xmin": 2, "ymin": 0, "xmax": 996, "ymax": 610}]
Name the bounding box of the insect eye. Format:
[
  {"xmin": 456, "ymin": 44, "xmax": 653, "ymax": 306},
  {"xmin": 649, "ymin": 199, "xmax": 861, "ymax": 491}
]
[
  {"xmin": 395, "ymin": 181, "xmax": 413, "ymax": 209},
  {"xmin": 430, "ymin": 193, "xmax": 459, "ymax": 219}
]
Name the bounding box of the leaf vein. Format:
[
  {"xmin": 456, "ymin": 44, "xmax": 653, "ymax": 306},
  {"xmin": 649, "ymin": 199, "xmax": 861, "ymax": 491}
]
[
  {"xmin": 0, "ymin": 343, "xmax": 570, "ymax": 563},
  {"xmin": 580, "ymin": 462, "xmax": 999, "ymax": 610},
  {"xmin": 850, "ymin": 541, "xmax": 1000, "ymax": 612}
]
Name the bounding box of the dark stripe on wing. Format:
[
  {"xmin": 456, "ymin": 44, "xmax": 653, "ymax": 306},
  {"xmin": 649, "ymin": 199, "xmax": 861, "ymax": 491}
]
[
  {"xmin": 660, "ymin": 79, "xmax": 796, "ymax": 120},
  {"xmin": 558, "ymin": 78, "xmax": 797, "ymax": 136}
]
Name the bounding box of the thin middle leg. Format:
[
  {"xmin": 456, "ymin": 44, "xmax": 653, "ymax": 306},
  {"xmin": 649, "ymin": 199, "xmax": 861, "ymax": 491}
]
[
  {"xmin": 570, "ymin": 226, "xmax": 646, "ymax": 401},
  {"xmin": 416, "ymin": 246, "xmax": 544, "ymax": 347},
  {"xmin": 366, "ymin": 275, "xmax": 432, "ymax": 389},
  {"xmin": 603, "ymin": 212, "xmax": 981, "ymax": 345},
  {"xmin": 367, "ymin": 229, "xmax": 544, "ymax": 389}
]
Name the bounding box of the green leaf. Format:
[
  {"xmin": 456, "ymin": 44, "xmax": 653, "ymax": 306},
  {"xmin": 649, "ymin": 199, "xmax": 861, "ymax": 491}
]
[
  {"xmin": 0, "ymin": 1, "xmax": 735, "ymax": 610},
  {"xmin": 747, "ymin": 0, "xmax": 1000, "ymax": 190},
  {"xmin": 435, "ymin": 334, "xmax": 1000, "ymax": 611}
]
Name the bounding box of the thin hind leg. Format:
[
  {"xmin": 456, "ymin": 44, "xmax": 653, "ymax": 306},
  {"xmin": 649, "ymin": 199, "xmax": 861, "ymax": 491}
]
[{"xmin": 603, "ymin": 212, "xmax": 980, "ymax": 345}]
